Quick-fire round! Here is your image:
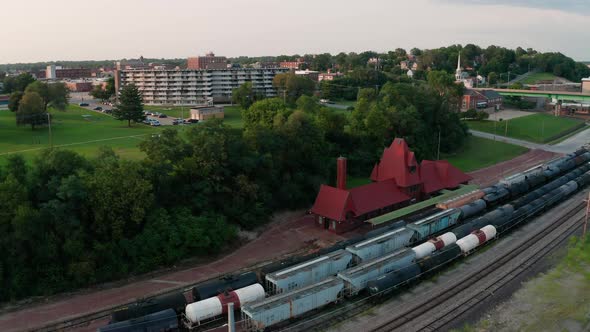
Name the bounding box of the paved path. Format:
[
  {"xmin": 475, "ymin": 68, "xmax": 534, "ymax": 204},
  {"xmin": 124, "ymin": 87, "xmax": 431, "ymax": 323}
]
[{"xmin": 469, "ymin": 128, "xmax": 590, "ymax": 154}]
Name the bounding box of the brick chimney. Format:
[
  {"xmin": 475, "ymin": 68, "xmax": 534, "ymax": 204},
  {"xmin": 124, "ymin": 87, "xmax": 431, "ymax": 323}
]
[{"xmin": 337, "ymin": 157, "xmax": 347, "ymax": 190}]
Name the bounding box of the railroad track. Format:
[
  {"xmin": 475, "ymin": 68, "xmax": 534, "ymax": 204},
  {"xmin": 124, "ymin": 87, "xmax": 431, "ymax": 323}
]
[
  {"xmin": 284, "ymin": 196, "xmax": 586, "ymax": 332},
  {"xmin": 370, "ymin": 200, "xmax": 585, "ymax": 332}
]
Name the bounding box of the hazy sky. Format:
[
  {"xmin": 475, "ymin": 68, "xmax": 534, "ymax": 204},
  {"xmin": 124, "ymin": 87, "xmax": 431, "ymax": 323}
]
[{"xmin": 1, "ymin": 0, "xmax": 589, "ymax": 64}]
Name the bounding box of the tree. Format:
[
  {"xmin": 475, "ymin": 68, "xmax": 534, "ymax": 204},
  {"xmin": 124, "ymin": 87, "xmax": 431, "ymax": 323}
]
[
  {"xmin": 90, "ymin": 78, "xmax": 115, "ymax": 102},
  {"xmin": 2, "ymin": 73, "xmax": 35, "ymax": 94},
  {"xmin": 90, "ymin": 85, "xmax": 110, "ymax": 102},
  {"xmin": 295, "ymin": 95, "xmax": 320, "ymax": 114},
  {"xmin": 8, "ymin": 91, "xmax": 24, "ymax": 112},
  {"xmin": 113, "ymin": 84, "xmax": 144, "ymax": 127},
  {"xmin": 488, "ymin": 72, "xmax": 498, "ymax": 85},
  {"xmin": 16, "ymin": 92, "xmax": 46, "ymax": 130},
  {"xmin": 232, "ymin": 82, "xmax": 259, "ymax": 109},
  {"xmin": 272, "ymin": 72, "xmax": 315, "ymax": 105},
  {"xmin": 242, "ymin": 98, "xmax": 287, "ymax": 130},
  {"xmin": 25, "ymin": 81, "xmax": 69, "ymax": 111}
]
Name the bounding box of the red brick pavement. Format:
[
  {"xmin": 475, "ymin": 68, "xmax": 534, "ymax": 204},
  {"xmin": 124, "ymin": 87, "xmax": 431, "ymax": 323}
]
[{"xmin": 468, "ymin": 149, "xmax": 558, "ymax": 188}]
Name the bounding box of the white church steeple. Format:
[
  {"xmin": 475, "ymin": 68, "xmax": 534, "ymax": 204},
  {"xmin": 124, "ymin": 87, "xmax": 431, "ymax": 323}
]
[{"xmin": 455, "ymin": 53, "xmax": 462, "ymax": 81}]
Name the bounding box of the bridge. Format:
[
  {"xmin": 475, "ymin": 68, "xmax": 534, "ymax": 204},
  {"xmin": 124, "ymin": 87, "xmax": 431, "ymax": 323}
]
[{"xmin": 472, "ymin": 88, "xmax": 590, "ymax": 103}]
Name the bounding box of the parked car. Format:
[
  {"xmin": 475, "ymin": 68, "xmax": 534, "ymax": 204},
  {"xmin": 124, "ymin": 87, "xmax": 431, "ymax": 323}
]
[
  {"xmin": 103, "ymin": 109, "xmax": 112, "ymax": 114},
  {"xmin": 150, "ymin": 120, "xmax": 161, "ymax": 126},
  {"xmin": 79, "ymin": 103, "xmax": 89, "ymax": 107},
  {"xmin": 185, "ymin": 119, "xmax": 199, "ymax": 124},
  {"xmin": 158, "ymin": 113, "xmax": 167, "ymax": 118},
  {"xmin": 172, "ymin": 119, "xmax": 184, "ymax": 125},
  {"xmin": 93, "ymin": 106, "xmax": 103, "ymax": 111}
]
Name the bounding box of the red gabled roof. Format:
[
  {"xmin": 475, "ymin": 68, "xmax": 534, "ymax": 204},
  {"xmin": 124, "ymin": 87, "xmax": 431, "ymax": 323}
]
[
  {"xmin": 420, "ymin": 160, "xmax": 447, "ymax": 194},
  {"xmin": 310, "ymin": 185, "xmax": 353, "ymax": 222},
  {"xmin": 348, "ymin": 179, "xmax": 411, "ymax": 216},
  {"xmin": 420, "ymin": 160, "xmax": 472, "ymax": 194},
  {"xmin": 370, "ymin": 138, "xmax": 421, "ymax": 187}
]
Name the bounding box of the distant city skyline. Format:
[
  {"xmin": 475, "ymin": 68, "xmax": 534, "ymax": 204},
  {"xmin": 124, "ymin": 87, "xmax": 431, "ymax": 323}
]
[{"xmin": 1, "ymin": 0, "xmax": 589, "ymax": 64}]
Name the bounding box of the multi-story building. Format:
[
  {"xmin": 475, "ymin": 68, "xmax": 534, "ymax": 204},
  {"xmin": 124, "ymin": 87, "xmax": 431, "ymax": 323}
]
[
  {"xmin": 280, "ymin": 58, "xmax": 306, "ymax": 70},
  {"xmin": 116, "ymin": 67, "xmax": 289, "ymax": 105},
  {"xmin": 187, "ymin": 52, "xmax": 228, "ymax": 70},
  {"xmin": 46, "ymin": 65, "xmax": 92, "ymax": 79},
  {"xmin": 318, "ymin": 72, "xmax": 344, "ymax": 82}
]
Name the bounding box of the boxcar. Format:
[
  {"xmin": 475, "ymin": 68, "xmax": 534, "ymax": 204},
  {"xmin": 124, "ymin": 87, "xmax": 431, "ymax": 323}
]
[
  {"xmin": 406, "ymin": 209, "xmax": 461, "ymax": 241},
  {"xmin": 345, "ymin": 227, "xmax": 414, "ymax": 263},
  {"xmin": 242, "ymin": 277, "xmax": 344, "ymax": 331},
  {"xmin": 338, "ymin": 248, "xmax": 415, "ymax": 296},
  {"xmin": 265, "ymin": 250, "xmax": 352, "ymax": 295}
]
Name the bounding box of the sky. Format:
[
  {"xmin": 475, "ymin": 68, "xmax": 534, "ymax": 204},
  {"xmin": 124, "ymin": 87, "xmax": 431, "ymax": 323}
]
[{"xmin": 1, "ymin": 0, "xmax": 589, "ymax": 64}]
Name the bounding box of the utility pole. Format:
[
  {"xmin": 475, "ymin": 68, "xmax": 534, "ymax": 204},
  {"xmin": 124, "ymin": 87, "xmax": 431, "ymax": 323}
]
[
  {"xmin": 47, "ymin": 113, "xmax": 53, "ymax": 149},
  {"xmin": 584, "ymin": 192, "xmax": 590, "ymax": 238},
  {"xmin": 437, "ymin": 130, "xmax": 441, "ymax": 160},
  {"xmin": 504, "ymin": 119, "xmax": 508, "ymax": 137},
  {"xmin": 227, "ymin": 302, "xmax": 235, "ymax": 332}
]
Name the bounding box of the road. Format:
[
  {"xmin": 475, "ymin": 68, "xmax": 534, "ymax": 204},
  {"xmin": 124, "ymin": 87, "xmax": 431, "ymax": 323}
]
[{"xmin": 469, "ymin": 128, "xmax": 590, "ymax": 154}]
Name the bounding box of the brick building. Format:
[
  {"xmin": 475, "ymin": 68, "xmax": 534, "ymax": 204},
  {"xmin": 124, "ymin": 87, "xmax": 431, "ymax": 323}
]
[
  {"xmin": 46, "ymin": 65, "xmax": 92, "ymax": 79},
  {"xmin": 66, "ymin": 81, "xmax": 93, "ymax": 92},
  {"xmin": 187, "ymin": 52, "xmax": 228, "ymax": 70},
  {"xmin": 311, "ymin": 138, "xmax": 471, "ymax": 233},
  {"xmin": 280, "ymin": 58, "xmax": 306, "ymax": 70},
  {"xmin": 461, "ymin": 89, "xmax": 503, "ymax": 111}
]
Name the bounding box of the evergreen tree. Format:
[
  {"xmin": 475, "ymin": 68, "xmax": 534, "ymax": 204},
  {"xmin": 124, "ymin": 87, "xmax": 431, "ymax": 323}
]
[{"xmin": 113, "ymin": 84, "xmax": 144, "ymax": 127}]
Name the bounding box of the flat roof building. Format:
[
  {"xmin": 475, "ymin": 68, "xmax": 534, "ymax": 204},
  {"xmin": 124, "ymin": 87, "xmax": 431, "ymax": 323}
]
[
  {"xmin": 116, "ymin": 67, "xmax": 288, "ymax": 105},
  {"xmin": 187, "ymin": 52, "xmax": 228, "ymax": 70},
  {"xmin": 190, "ymin": 106, "xmax": 224, "ymax": 121}
]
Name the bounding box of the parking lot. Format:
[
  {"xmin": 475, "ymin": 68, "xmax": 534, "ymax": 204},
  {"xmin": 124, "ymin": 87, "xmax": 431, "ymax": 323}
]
[{"xmin": 71, "ymin": 93, "xmax": 189, "ymax": 127}]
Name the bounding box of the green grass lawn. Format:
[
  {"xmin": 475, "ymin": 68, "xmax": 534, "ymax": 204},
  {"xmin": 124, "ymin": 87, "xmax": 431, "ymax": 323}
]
[
  {"xmin": 465, "ymin": 113, "xmax": 585, "ymax": 143},
  {"xmin": 223, "ymin": 106, "xmax": 244, "ymax": 128},
  {"xmin": 0, "ymin": 105, "xmax": 161, "ymax": 163},
  {"xmin": 521, "ymin": 72, "xmax": 559, "ymax": 85},
  {"xmin": 442, "ymin": 135, "xmax": 529, "ymax": 172}
]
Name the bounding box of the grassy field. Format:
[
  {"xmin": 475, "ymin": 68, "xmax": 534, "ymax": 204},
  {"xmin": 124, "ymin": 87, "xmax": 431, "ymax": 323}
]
[
  {"xmin": 0, "ymin": 105, "xmax": 161, "ymax": 163},
  {"xmin": 143, "ymin": 105, "xmax": 244, "ymax": 128},
  {"xmin": 465, "ymin": 113, "xmax": 585, "ymax": 143},
  {"xmin": 521, "ymin": 72, "xmax": 559, "ymax": 84},
  {"xmin": 442, "ymin": 136, "xmax": 529, "ymax": 172}
]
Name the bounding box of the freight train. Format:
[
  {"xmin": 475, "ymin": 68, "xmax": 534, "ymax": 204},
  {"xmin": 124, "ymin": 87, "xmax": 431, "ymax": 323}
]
[{"xmin": 98, "ymin": 148, "xmax": 590, "ymax": 332}]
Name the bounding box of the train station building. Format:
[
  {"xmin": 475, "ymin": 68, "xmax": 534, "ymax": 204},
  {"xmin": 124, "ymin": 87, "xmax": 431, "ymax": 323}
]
[{"xmin": 311, "ymin": 138, "xmax": 471, "ymax": 233}]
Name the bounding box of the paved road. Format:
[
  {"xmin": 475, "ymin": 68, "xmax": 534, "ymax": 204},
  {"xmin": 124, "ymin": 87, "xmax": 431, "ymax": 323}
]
[{"xmin": 469, "ymin": 128, "xmax": 590, "ymax": 154}]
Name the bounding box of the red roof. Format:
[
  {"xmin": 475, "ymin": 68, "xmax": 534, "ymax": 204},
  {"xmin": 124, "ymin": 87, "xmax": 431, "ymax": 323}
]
[
  {"xmin": 310, "ymin": 180, "xmax": 410, "ymax": 222},
  {"xmin": 421, "ymin": 160, "xmax": 472, "ymax": 194},
  {"xmin": 370, "ymin": 138, "xmax": 421, "ymax": 187},
  {"xmin": 348, "ymin": 179, "xmax": 410, "ymax": 216},
  {"xmin": 310, "ymin": 185, "xmax": 352, "ymax": 222}
]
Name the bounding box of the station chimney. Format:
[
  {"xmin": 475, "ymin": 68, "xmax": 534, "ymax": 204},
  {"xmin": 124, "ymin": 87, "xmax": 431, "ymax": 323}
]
[{"xmin": 337, "ymin": 157, "xmax": 347, "ymax": 190}]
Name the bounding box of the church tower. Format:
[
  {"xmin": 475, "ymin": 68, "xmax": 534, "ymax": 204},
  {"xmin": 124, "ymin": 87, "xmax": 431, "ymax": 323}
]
[{"xmin": 455, "ymin": 53, "xmax": 462, "ymax": 81}]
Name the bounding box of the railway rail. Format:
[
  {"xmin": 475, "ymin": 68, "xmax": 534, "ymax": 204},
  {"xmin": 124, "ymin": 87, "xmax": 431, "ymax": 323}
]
[
  {"xmin": 282, "ymin": 196, "xmax": 586, "ymax": 332},
  {"xmin": 370, "ymin": 200, "xmax": 585, "ymax": 332}
]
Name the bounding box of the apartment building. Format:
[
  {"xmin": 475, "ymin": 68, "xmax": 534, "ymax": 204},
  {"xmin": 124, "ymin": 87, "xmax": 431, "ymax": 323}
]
[
  {"xmin": 187, "ymin": 52, "xmax": 228, "ymax": 70},
  {"xmin": 116, "ymin": 67, "xmax": 289, "ymax": 105}
]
